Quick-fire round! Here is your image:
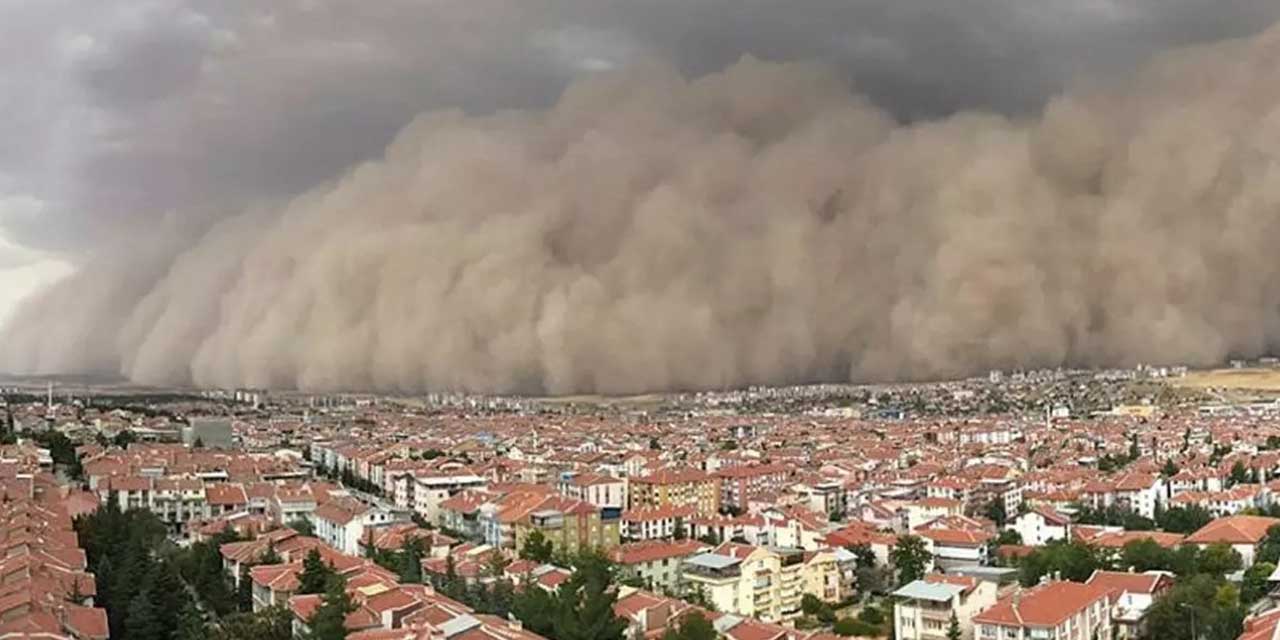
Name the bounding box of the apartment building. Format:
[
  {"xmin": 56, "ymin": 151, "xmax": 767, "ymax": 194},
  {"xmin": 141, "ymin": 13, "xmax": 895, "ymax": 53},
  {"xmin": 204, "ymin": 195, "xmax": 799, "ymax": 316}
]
[
  {"xmin": 629, "ymin": 467, "xmax": 721, "ymax": 516},
  {"xmin": 679, "ymin": 543, "xmax": 841, "ymax": 623},
  {"xmin": 512, "ymin": 497, "xmax": 621, "ymax": 555},
  {"xmin": 558, "ymin": 472, "xmax": 628, "ymax": 509},
  {"xmin": 715, "ymin": 464, "xmax": 790, "ymax": 511},
  {"xmin": 622, "ymin": 505, "xmax": 695, "ymax": 542},
  {"xmin": 893, "ymin": 574, "xmax": 997, "ymax": 640},
  {"xmin": 610, "ymin": 539, "xmax": 709, "ymax": 594},
  {"xmin": 972, "ymin": 581, "xmax": 1114, "ymax": 640},
  {"xmin": 312, "ymin": 495, "xmax": 400, "ymax": 556}
]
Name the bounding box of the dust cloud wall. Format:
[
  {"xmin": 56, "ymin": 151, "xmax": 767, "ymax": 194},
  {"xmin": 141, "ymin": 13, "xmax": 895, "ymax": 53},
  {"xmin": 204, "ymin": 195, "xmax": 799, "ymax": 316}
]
[{"xmin": 6, "ymin": 25, "xmax": 1280, "ymax": 395}]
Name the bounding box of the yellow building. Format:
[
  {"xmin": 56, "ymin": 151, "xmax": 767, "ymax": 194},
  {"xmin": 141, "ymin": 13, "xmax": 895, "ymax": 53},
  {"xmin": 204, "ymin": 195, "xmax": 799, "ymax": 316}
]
[
  {"xmin": 680, "ymin": 543, "xmax": 843, "ymax": 623},
  {"xmin": 510, "ymin": 496, "xmax": 621, "ymax": 555},
  {"xmin": 628, "ymin": 467, "xmax": 721, "ymax": 516}
]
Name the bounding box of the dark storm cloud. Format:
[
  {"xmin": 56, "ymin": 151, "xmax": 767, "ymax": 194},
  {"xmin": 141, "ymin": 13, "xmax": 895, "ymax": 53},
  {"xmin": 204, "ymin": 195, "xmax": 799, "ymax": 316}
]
[{"xmin": 5, "ymin": 0, "xmax": 1278, "ymax": 251}]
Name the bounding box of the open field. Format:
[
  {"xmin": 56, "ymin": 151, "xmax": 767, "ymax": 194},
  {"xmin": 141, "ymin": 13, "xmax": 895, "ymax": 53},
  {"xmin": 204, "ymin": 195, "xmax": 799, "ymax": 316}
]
[{"xmin": 1171, "ymin": 368, "xmax": 1280, "ymax": 391}]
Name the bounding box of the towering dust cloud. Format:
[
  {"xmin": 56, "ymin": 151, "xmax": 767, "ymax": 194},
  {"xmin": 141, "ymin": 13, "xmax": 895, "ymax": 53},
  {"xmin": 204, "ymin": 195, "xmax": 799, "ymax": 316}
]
[{"xmin": 6, "ymin": 24, "xmax": 1280, "ymax": 395}]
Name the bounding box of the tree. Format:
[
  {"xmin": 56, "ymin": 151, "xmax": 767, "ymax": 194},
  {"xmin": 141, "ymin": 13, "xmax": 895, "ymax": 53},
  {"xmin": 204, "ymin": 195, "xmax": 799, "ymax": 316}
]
[
  {"xmin": 551, "ymin": 552, "xmax": 628, "ymax": 640},
  {"xmin": 520, "ymin": 529, "xmax": 554, "ymax": 563},
  {"xmin": 1157, "ymin": 505, "xmax": 1213, "ymax": 535},
  {"xmin": 947, "ymin": 612, "xmax": 962, "ymax": 640},
  {"xmin": 1242, "ymin": 562, "xmax": 1275, "ymax": 605},
  {"xmin": 1257, "ymin": 525, "xmax": 1280, "ymax": 566},
  {"xmin": 176, "ymin": 601, "xmax": 208, "ymax": 640},
  {"xmin": 210, "ymin": 606, "xmax": 293, "ymax": 640},
  {"xmin": 488, "ymin": 579, "xmax": 516, "ymax": 618},
  {"xmin": 511, "ymin": 583, "xmax": 557, "ymax": 636},
  {"xmin": 442, "ymin": 555, "xmax": 465, "ymax": 600},
  {"xmin": 858, "ymin": 605, "xmax": 885, "ymax": 626},
  {"xmin": 1119, "ymin": 539, "xmax": 1171, "ymax": 572},
  {"xmin": 890, "ymin": 535, "xmax": 931, "ymax": 585},
  {"xmin": 984, "ymin": 498, "xmax": 1008, "ymax": 527},
  {"xmin": 289, "ymin": 518, "xmax": 316, "ymax": 536},
  {"xmin": 1161, "ymin": 459, "xmax": 1180, "ymax": 477},
  {"xmin": 661, "ymin": 611, "xmax": 717, "ymax": 640},
  {"xmin": 1197, "ymin": 543, "xmax": 1243, "ymax": 576},
  {"xmin": 1145, "ymin": 574, "xmax": 1245, "ymax": 640},
  {"xmin": 126, "ymin": 591, "xmax": 165, "ymax": 640},
  {"xmin": 801, "ymin": 593, "xmax": 824, "ymax": 616},
  {"xmin": 299, "ymin": 549, "xmax": 335, "ymax": 595},
  {"xmin": 995, "ymin": 530, "xmax": 1023, "ymax": 546},
  {"xmin": 833, "ymin": 618, "xmax": 880, "ymax": 637},
  {"xmin": 1017, "ymin": 540, "xmax": 1103, "ymax": 586},
  {"xmin": 307, "ymin": 576, "xmax": 357, "ymax": 640},
  {"xmin": 113, "ymin": 429, "xmax": 137, "ymax": 449},
  {"xmin": 1230, "ymin": 461, "xmax": 1249, "ymax": 487},
  {"xmin": 398, "ymin": 537, "xmax": 426, "ymax": 584},
  {"xmin": 261, "ymin": 541, "xmax": 282, "ymax": 565}
]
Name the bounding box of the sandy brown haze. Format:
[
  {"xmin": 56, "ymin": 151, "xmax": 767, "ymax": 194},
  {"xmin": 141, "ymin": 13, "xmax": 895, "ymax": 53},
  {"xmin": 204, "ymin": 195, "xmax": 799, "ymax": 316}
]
[{"xmin": 7, "ymin": 24, "xmax": 1280, "ymax": 395}]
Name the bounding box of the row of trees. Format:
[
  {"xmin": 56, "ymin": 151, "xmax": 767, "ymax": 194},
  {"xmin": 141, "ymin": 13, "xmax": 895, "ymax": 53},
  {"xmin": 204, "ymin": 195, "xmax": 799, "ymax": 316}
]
[
  {"xmin": 1004, "ymin": 534, "xmax": 1279, "ymax": 640},
  {"xmin": 75, "ymin": 500, "xmax": 187, "ymax": 640},
  {"xmin": 76, "ymin": 498, "xmax": 316, "ymax": 640},
  {"xmin": 438, "ymin": 550, "xmax": 632, "ymax": 640},
  {"xmin": 1014, "ymin": 538, "xmax": 1248, "ymax": 587}
]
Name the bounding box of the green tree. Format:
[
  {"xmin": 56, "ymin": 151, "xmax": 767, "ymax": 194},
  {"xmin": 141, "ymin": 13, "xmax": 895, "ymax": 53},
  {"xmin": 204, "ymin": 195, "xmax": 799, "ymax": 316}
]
[
  {"xmin": 551, "ymin": 552, "xmax": 628, "ymax": 640},
  {"xmin": 113, "ymin": 429, "xmax": 137, "ymax": 449},
  {"xmin": 858, "ymin": 605, "xmax": 885, "ymax": 626},
  {"xmin": 306, "ymin": 576, "xmax": 357, "ymax": 640},
  {"xmin": 298, "ymin": 549, "xmax": 335, "ymax": 595},
  {"xmin": 661, "ymin": 611, "xmax": 717, "ymax": 640},
  {"xmin": 511, "ymin": 584, "xmax": 557, "ymax": 637},
  {"xmin": 995, "ymin": 529, "xmax": 1023, "ymax": 546},
  {"xmin": 176, "ymin": 601, "xmax": 208, "ymax": 640},
  {"xmin": 520, "ymin": 529, "xmax": 554, "ymax": 563},
  {"xmin": 984, "ymin": 498, "xmax": 1008, "ymax": 527},
  {"xmin": 289, "ymin": 518, "xmax": 316, "ymax": 536},
  {"xmin": 1197, "ymin": 543, "xmax": 1243, "ymax": 576},
  {"xmin": 946, "ymin": 612, "xmax": 962, "ymax": 640},
  {"xmin": 801, "ymin": 593, "xmax": 824, "ymax": 616},
  {"xmin": 1145, "ymin": 574, "xmax": 1245, "ymax": 640},
  {"xmin": 1161, "ymin": 459, "xmax": 1180, "ymax": 477},
  {"xmin": 1119, "ymin": 539, "xmax": 1171, "ymax": 572},
  {"xmin": 442, "ymin": 555, "xmax": 465, "ymax": 600},
  {"xmin": 126, "ymin": 591, "xmax": 165, "ymax": 640},
  {"xmin": 1256, "ymin": 525, "xmax": 1280, "ymax": 566},
  {"xmin": 1230, "ymin": 461, "xmax": 1249, "ymax": 487},
  {"xmin": 488, "ymin": 579, "xmax": 516, "ymax": 618},
  {"xmin": 833, "ymin": 618, "xmax": 880, "ymax": 637},
  {"xmin": 211, "ymin": 606, "xmax": 294, "ymax": 640},
  {"xmin": 1242, "ymin": 562, "xmax": 1275, "ymax": 604},
  {"xmin": 398, "ymin": 536, "xmax": 426, "ymax": 584},
  {"xmin": 1157, "ymin": 505, "xmax": 1213, "ymax": 535},
  {"xmin": 1017, "ymin": 540, "xmax": 1103, "ymax": 586},
  {"xmin": 890, "ymin": 535, "xmax": 931, "ymax": 585}
]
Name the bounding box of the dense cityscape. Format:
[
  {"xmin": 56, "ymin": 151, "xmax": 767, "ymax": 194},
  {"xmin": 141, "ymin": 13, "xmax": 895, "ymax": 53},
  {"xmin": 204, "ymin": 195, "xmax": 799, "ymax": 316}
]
[
  {"xmin": 3, "ymin": 363, "xmax": 1280, "ymax": 639},
  {"xmin": 8, "ymin": 2, "xmax": 1280, "ymax": 640}
]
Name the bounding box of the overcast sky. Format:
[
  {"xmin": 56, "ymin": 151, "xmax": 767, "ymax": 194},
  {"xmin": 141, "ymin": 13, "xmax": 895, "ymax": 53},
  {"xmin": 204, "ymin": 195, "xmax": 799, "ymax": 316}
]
[{"xmin": 2, "ymin": 0, "xmax": 1279, "ymax": 323}]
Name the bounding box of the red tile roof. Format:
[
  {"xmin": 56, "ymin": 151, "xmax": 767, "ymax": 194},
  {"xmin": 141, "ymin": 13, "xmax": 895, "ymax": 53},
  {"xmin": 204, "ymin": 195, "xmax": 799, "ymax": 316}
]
[
  {"xmin": 1186, "ymin": 516, "xmax": 1280, "ymax": 545},
  {"xmin": 974, "ymin": 582, "xmax": 1113, "ymax": 627}
]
